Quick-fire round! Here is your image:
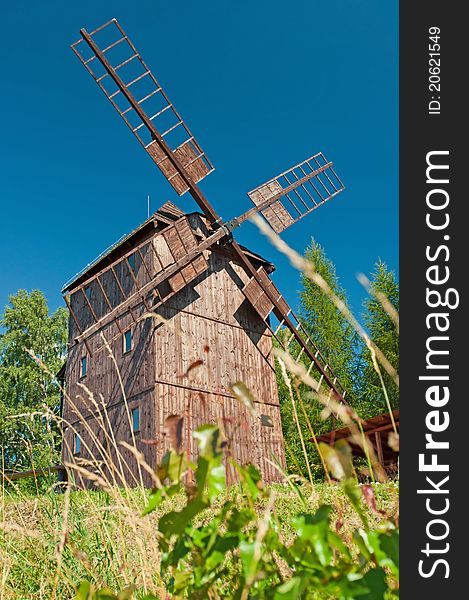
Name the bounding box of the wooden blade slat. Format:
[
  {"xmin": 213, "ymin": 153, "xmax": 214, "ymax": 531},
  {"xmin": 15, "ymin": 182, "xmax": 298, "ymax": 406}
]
[
  {"xmin": 71, "ymin": 18, "xmax": 214, "ymax": 197},
  {"xmin": 246, "ymin": 153, "xmax": 345, "ymax": 233}
]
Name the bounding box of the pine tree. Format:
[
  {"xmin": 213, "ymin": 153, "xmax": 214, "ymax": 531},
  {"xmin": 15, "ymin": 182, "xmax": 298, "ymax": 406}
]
[
  {"xmin": 299, "ymin": 240, "xmax": 362, "ymax": 401},
  {"xmin": 0, "ymin": 289, "xmax": 68, "ymax": 471},
  {"xmin": 277, "ymin": 239, "xmax": 364, "ymax": 478},
  {"xmin": 360, "ymin": 260, "xmax": 399, "ymax": 416}
]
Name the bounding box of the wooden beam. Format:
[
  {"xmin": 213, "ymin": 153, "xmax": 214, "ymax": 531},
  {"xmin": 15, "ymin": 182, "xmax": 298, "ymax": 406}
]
[
  {"xmin": 64, "ymin": 294, "xmax": 93, "ymax": 356},
  {"xmin": 228, "ymin": 239, "xmax": 347, "ymax": 405},
  {"xmin": 1, "ymin": 465, "xmax": 66, "ymax": 483},
  {"xmin": 80, "ymin": 27, "xmax": 220, "ymax": 227},
  {"xmin": 73, "ymin": 227, "xmax": 226, "ymax": 344}
]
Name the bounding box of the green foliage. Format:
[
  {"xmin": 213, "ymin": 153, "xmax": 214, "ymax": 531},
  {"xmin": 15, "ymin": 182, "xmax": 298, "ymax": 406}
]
[
  {"xmin": 299, "ymin": 240, "xmax": 363, "ymax": 399},
  {"xmin": 0, "ymin": 289, "xmax": 68, "ymax": 474},
  {"xmin": 360, "ymin": 261, "xmax": 399, "ymax": 415},
  {"xmin": 277, "ymin": 240, "xmax": 364, "ymax": 478},
  {"xmin": 76, "ymin": 426, "xmax": 399, "ymax": 599},
  {"xmin": 277, "ymin": 243, "xmax": 399, "ymax": 479}
]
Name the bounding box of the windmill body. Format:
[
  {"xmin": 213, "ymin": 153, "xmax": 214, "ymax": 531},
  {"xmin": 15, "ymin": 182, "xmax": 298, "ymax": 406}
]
[
  {"xmin": 62, "ymin": 18, "xmax": 347, "ymax": 486},
  {"xmin": 62, "ymin": 203, "xmax": 286, "ymax": 484}
]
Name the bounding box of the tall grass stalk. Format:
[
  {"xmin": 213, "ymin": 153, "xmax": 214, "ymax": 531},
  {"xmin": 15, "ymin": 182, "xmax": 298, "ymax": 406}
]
[{"xmin": 0, "ymin": 228, "xmax": 400, "ymax": 598}]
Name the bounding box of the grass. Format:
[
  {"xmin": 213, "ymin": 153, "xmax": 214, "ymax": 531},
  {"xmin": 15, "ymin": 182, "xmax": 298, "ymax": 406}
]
[
  {"xmin": 1, "ymin": 225, "xmax": 399, "ymax": 598},
  {"xmin": 0, "ymin": 480, "xmax": 398, "ymax": 599}
]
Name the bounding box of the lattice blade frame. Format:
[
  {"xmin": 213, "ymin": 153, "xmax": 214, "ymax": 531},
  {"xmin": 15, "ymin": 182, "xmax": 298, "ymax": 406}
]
[
  {"xmin": 71, "ymin": 19, "xmax": 214, "ymax": 196},
  {"xmin": 63, "ymin": 217, "xmax": 209, "ymax": 347},
  {"xmin": 247, "ymin": 152, "xmax": 344, "ymax": 233}
]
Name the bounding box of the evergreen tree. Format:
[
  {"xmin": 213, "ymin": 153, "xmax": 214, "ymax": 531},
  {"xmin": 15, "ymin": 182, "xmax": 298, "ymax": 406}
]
[
  {"xmin": 277, "ymin": 239, "xmax": 364, "ymax": 478},
  {"xmin": 0, "ymin": 290, "xmax": 68, "ymax": 471},
  {"xmin": 360, "ymin": 260, "xmax": 399, "ymax": 415},
  {"xmin": 299, "ymin": 240, "xmax": 363, "ymax": 402}
]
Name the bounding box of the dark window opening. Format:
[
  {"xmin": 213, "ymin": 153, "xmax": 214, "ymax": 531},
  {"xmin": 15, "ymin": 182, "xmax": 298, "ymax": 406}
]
[
  {"xmin": 132, "ymin": 407, "xmax": 140, "ymax": 433},
  {"xmin": 261, "ymin": 414, "xmax": 274, "ymax": 428},
  {"xmin": 74, "ymin": 433, "xmax": 81, "ymax": 454},
  {"xmin": 123, "ymin": 329, "xmax": 132, "ymax": 354},
  {"xmin": 80, "ymin": 355, "xmax": 87, "ymax": 378}
]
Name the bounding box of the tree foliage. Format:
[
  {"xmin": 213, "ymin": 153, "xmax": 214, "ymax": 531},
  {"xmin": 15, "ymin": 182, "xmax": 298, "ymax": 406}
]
[
  {"xmin": 360, "ymin": 260, "xmax": 399, "ymax": 415},
  {"xmin": 299, "ymin": 240, "xmax": 363, "ymax": 400},
  {"xmin": 277, "ymin": 240, "xmax": 364, "ymax": 478},
  {"xmin": 0, "ymin": 289, "xmax": 68, "ymax": 471},
  {"xmin": 277, "ymin": 242, "xmax": 399, "ymax": 478}
]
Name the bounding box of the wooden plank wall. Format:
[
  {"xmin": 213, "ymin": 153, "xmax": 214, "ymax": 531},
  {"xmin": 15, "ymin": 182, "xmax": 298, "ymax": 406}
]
[
  {"xmin": 63, "ymin": 213, "xmax": 286, "ymax": 486},
  {"xmin": 62, "ymin": 388, "xmax": 156, "ymax": 488},
  {"xmin": 151, "ymin": 240, "xmax": 285, "ymax": 482}
]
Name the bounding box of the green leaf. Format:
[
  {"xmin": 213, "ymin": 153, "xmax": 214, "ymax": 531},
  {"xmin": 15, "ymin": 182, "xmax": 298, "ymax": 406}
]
[
  {"xmin": 156, "ymin": 449, "xmax": 188, "ymax": 483},
  {"xmin": 142, "ymin": 482, "xmax": 181, "ymax": 516},
  {"xmin": 159, "ymin": 498, "xmax": 207, "ymax": 537},
  {"xmin": 194, "ymin": 454, "xmax": 226, "ymax": 501},
  {"xmin": 342, "ymin": 479, "xmax": 369, "ymax": 528},
  {"xmin": 380, "ymin": 529, "xmax": 399, "ymax": 570},
  {"xmin": 335, "ymin": 439, "xmax": 354, "ymax": 479},
  {"xmin": 95, "ymin": 589, "xmax": 117, "ymax": 600},
  {"xmin": 142, "ymin": 487, "xmax": 164, "ymax": 516},
  {"xmin": 239, "ymin": 540, "xmax": 256, "ymax": 581},
  {"xmin": 204, "ymin": 541, "xmax": 229, "ymax": 573},
  {"xmin": 193, "ymin": 424, "xmax": 223, "ymax": 459},
  {"xmin": 76, "ymin": 582, "xmax": 92, "ymax": 600},
  {"xmin": 227, "ymin": 507, "xmax": 254, "ymax": 532},
  {"xmin": 355, "ymin": 568, "xmax": 388, "ymax": 599},
  {"xmin": 327, "ymin": 529, "xmax": 352, "ymax": 559},
  {"xmin": 362, "ymin": 529, "xmax": 399, "ymax": 577},
  {"xmin": 166, "ymin": 535, "xmax": 191, "ymax": 567},
  {"xmin": 115, "ymin": 588, "xmax": 136, "ymax": 600},
  {"xmin": 292, "ymin": 508, "xmax": 333, "ymax": 566},
  {"xmin": 233, "ymin": 462, "xmax": 263, "ymax": 501},
  {"xmin": 209, "ymin": 463, "xmax": 226, "ymax": 497},
  {"xmin": 274, "ymin": 576, "xmax": 303, "ymax": 598},
  {"xmin": 172, "ymin": 569, "xmax": 193, "ymax": 592},
  {"xmin": 319, "ymin": 440, "xmax": 353, "ymax": 481}
]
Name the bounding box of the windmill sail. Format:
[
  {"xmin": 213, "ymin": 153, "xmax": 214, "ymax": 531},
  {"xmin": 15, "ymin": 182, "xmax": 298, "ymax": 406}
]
[
  {"xmin": 71, "ymin": 19, "xmax": 214, "ymax": 196},
  {"xmin": 241, "ymin": 266, "xmax": 347, "ymax": 404},
  {"xmin": 247, "ymin": 153, "xmax": 345, "ymax": 233}
]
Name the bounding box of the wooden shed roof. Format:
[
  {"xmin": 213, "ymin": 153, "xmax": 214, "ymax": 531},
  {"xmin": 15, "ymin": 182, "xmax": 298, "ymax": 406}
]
[
  {"xmin": 62, "ymin": 202, "xmax": 275, "ymax": 293},
  {"xmin": 315, "ymin": 410, "xmax": 400, "ymax": 443},
  {"xmin": 315, "ymin": 410, "xmax": 400, "ymax": 464}
]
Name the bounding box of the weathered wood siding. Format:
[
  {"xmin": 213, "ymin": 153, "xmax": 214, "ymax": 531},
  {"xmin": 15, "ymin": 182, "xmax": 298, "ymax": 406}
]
[
  {"xmin": 149, "ymin": 245, "xmax": 284, "ymax": 482},
  {"xmin": 62, "ymin": 212, "xmax": 286, "ymax": 486}
]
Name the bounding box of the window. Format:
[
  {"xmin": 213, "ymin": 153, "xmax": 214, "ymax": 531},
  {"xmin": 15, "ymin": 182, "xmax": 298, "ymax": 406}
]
[
  {"xmin": 80, "ymin": 355, "xmax": 87, "ymax": 378},
  {"xmin": 123, "ymin": 329, "xmax": 132, "ymax": 354},
  {"xmin": 74, "ymin": 433, "xmax": 81, "ymax": 454},
  {"xmin": 84, "ymin": 286, "xmax": 91, "ymax": 300},
  {"xmin": 132, "ymin": 407, "xmax": 140, "ymax": 433},
  {"xmin": 261, "ymin": 414, "xmax": 274, "ymax": 428},
  {"xmin": 128, "ymin": 253, "xmax": 136, "ymax": 272}
]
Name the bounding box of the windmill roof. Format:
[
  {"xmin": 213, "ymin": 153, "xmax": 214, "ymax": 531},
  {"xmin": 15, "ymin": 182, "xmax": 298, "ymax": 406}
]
[{"xmin": 62, "ymin": 201, "xmax": 274, "ymax": 293}]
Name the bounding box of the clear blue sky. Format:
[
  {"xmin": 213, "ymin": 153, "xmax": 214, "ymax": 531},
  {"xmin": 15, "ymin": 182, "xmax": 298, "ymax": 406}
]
[{"xmin": 0, "ymin": 0, "xmax": 397, "ymax": 320}]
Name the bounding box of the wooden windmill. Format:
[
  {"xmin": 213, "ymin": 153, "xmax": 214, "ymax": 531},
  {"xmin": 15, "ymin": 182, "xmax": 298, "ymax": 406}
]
[{"xmin": 62, "ymin": 18, "xmax": 347, "ymax": 486}]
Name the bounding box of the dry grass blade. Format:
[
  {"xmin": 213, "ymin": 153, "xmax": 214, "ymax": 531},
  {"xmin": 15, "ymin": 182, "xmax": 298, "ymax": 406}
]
[
  {"xmin": 275, "ymin": 347, "xmax": 387, "ymax": 482},
  {"xmin": 357, "ymin": 272, "xmax": 399, "ymax": 332},
  {"xmin": 277, "ymin": 358, "xmax": 314, "ymax": 485}
]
